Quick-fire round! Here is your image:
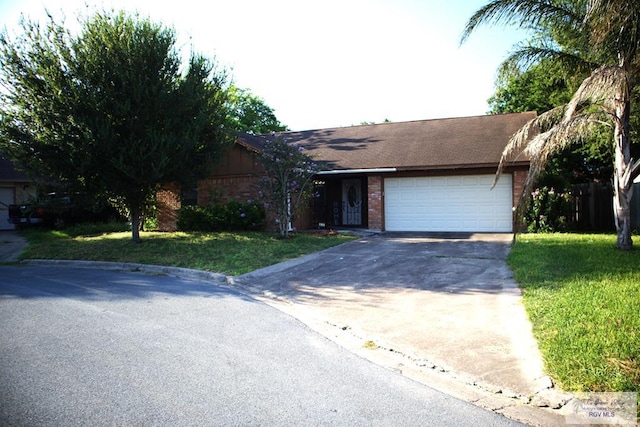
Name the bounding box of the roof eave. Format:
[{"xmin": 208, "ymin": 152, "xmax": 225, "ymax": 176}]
[
  {"xmin": 317, "ymin": 168, "xmax": 397, "ymax": 175},
  {"xmin": 316, "ymin": 160, "xmax": 530, "ymax": 175},
  {"xmin": 394, "ymin": 161, "xmax": 530, "ymax": 172}
]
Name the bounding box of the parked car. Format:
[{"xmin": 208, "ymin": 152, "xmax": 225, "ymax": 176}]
[
  {"xmin": 7, "ymin": 203, "xmax": 45, "ymax": 226},
  {"xmin": 7, "ymin": 193, "xmax": 122, "ymax": 228}
]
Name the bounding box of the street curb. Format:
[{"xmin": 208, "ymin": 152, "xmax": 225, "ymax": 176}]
[{"xmin": 22, "ymin": 259, "xmax": 229, "ymax": 284}]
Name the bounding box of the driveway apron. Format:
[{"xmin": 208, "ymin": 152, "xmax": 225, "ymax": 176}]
[
  {"xmin": 0, "ymin": 231, "xmax": 28, "ymax": 263},
  {"xmin": 234, "ymin": 233, "xmax": 546, "ymax": 399}
]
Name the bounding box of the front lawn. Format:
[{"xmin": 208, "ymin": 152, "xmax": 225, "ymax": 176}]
[
  {"xmin": 18, "ymin": 225, "xmax": 357, "ymax": 276},
  {"xmin": 508, "ymin": 233, "xmax": 640, "ymax": 394}
]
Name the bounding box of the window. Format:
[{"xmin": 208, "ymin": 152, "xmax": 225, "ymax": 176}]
[{"xmin": 181, "ymin": 182, "xmax": 198, "ymax": 206}]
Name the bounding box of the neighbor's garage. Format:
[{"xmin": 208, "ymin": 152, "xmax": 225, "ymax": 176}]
[
  {"xmin": 384, "ymin": 174, "xmax": 513, "ymax": 232},
  {"xmin": 0, "ymin": 187, "xmax": 15, "ymax": 230}
]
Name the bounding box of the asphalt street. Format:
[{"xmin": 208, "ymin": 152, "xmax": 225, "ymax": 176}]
[{"xmin": 0, "ymin": 265, "xmax": 527, "ymax": 426}]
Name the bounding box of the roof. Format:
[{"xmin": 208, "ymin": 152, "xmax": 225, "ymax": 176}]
[
  {"xmin": 236, "ymin": 132, "xmax": 267, "ymax": 153},
  {"xmin": 238, "ymin": 111, "xmax": 535, "ymax": 172},
  {"xmin": 0, "ymin": 155, "xmax": 29, "ymax": 182}
]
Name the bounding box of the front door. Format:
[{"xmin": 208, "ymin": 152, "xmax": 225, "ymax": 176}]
[{"xmin": 342, "ymin": 179, "xmax": 362, "ymax": 226}]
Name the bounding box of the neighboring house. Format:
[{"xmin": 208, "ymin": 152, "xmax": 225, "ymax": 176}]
[
  {"xmin": 158, "ymin": 111, "xmax": 535, "ymax": 233},
  {"xmin": 633, "ymin": 175, "xmax": 640, "ymax": 231},
  {"xmin": 0, "ymin": 155, "xmax": 35, "ymax": 230}
]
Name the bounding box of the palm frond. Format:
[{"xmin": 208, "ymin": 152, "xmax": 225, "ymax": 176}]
[
  {"xmin": 565, "ymin": 65, "xmax": 629, "ymax": 117},
  {"xmin": 493, "ymin": 106, "xmax": 562, "ymax": 186},
  {"xmin": 501, "ymin": 44, "xmax": 598, "ymax": 75},
  {"xmin": 461, "ymin": 0, "xmax": 583, "ymax": 44},
  {"xmin": 586, "ymin": 0, "xmax": 640, "ymax": 65},
  {"xmin": 496, "ymin": 108, "xmax": 607, "ymax": 212}
]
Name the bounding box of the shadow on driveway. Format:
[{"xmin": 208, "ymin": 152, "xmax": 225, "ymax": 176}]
[{"xmin": 233, "ymin": 233, "xmax": 547, "ymax": 400}]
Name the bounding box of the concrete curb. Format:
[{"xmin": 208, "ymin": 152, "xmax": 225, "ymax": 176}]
[{"xmin": 22, "ymin": 259, "xmax": 229, "ymax": 285}]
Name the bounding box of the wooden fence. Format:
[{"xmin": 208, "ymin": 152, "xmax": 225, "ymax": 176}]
[{"xmin": 570, "ymin": 182, "xmax": 640, "ymax": 232}]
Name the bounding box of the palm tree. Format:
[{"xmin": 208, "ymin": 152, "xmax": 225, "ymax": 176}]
[{"xmin": 462, "ymin": 0, "xmax": 640, "ymax": 250}]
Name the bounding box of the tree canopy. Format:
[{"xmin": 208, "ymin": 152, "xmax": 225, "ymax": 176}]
[
  {"xmin": 0, "ymin": 10, "xmax": 233, "ymax": 242},
  {"xmin": 226, "ymin": 86, "xmax": 288, "ymax": 134},
  {"xmin": 463, "ymin": 0, "xmax": 640, "ymax": 249},
  {"xmin": 488, "ymin": 59, "xmax": 575, "ymax": 115},
  {"xmin": 255, "ymin": 133, "xmax": 321, "ymax": 238}
]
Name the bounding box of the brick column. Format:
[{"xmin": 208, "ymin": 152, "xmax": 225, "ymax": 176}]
[
  {"xmin": 367, "ymin": 175, "xmax": 383, "ymax": 231},
  {"xmin": 512, "ymin": 170, "xmax": 528, "ymax": 231}
]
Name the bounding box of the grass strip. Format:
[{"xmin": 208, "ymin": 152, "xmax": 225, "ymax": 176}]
[
  {"xmin": 19, "ymin": 224, "xmax": 358, "ymax": 276},
  {"xmin": 509, "ymin": 233, "xmax": 640, "ymax": 394}
]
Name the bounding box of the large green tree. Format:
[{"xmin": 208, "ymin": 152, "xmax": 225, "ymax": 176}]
[
  {"xmin": 463, "ymin": 0, "xmax": 640, "ymax": 250},
  {"xmin": 0, "ymin": 10, "xmax": 232, "ymax": 242},
  {"xmin": 226, "ymin": 86, "xmax": 288, "ymax": 134},
  {"xmin": 488, "ymin": 59, "xmax": 575, "ymax": 115}
]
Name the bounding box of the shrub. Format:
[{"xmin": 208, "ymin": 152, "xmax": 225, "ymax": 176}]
[
  {"xmin": 525, "ymin": 186, "xmax": 573, "ymax": 233},
  {"xmin": 176, "ymin": 205, "xmax": 213, "ymax": 231},
  {"xmin": 219, "ymin": 200, "xmax": 265, "ymax": 231},
  {"xmin": 177, "ymin": 200, "xmax": 265, "ymax": 232}
]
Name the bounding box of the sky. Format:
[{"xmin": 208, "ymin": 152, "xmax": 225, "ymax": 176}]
[{"xmin": 0, "ymin": 0, "xmax": 529, "ymax": 131}]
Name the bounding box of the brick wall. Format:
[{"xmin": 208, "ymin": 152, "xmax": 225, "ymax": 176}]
[
  {"xmin": 367, "ymin": 175, "xmax": 383, "ymax": 230},
  {"xmin": 157, "ymin": 183, "xmax": 181, "ymax": 232},
  {"xmin": 198, "ymin": 175, "xmax": 260, "ymax": 205},
  {"xmin": 512, "ymin": 170, "xmax": 528, "ymax": 231},
  {"xmin": 199, "ymin": 175, "xmax": 282, "ymax": 232},
  {"xmin": 157, "ymin": 177, "xmax": 273, "ymax": 232}
]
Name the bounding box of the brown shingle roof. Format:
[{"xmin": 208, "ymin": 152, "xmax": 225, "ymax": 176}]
[{"xmin": 237, "ymin": 111, "xmax": 535, "ymax": 172}]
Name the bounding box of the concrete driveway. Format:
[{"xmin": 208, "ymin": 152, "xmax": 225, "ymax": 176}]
[{"xmin": 233, "ymin": 233, "xmax": 549, "ymax": 405}]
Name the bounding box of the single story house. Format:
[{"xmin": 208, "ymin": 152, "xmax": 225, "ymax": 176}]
[
  {"xmin": 158, "ymin": 111, "xmax": 535, "ymax": 233},
  {"xmin": 0, "ymin": 155, "xmax": 35, "ymax": 230}
]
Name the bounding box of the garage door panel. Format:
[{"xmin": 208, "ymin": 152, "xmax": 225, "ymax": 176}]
[
  {"xmin": 0, "ymin": 187, "xmax": 16, "ymax": 230},
  {"xmin": 384, "ymin": 175, "xmax": 513, "ymax": 232},
  {"xmin": 462, "ymin": 176, "xmax": 480, "ymax": 185}
]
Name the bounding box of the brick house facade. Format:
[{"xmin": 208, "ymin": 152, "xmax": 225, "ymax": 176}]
[{"xmin": 158, "ymin": 112, "xmax": 534, "ymax": 233}]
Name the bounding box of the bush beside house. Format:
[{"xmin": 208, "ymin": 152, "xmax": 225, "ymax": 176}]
[{"xmin": 176, "ymin": 200, "xmax": 265, "ymax": 232}]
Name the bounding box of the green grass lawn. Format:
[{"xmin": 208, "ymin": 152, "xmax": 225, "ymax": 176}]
[
  {"xmin": 508, "ymin": 233, "xmax": 640, "ymax": 395},
  {"xmin": 18, "ymin": 224, "xmax": 358, "ymax": 276}
]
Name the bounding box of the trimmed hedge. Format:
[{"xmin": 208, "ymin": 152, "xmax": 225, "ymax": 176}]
[{"xmin": 177, "ymin": 200, "xmax": 265, "ymax": 231}]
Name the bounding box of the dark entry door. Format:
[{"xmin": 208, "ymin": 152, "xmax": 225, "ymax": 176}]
[{"xmin": 342, "ymin": 179, "xmax": 362, "ymax": 226}]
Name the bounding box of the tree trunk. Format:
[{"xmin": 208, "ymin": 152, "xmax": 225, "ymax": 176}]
[
  {"xmin": 277, "ymin": 213, "xmax": 288, "ymax": 238},
  {"xmin": 131, "ymin": 205, "xmax": 142, "ymax": 244},
  {"xmin": 613, "ymin": 91, "xmax": 633, "ymax": 250},
  {"xmin": 278, "ymin": 181, "xmax": 289, "ymax": 238}
]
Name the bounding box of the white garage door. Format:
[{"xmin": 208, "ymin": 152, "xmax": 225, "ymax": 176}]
[{"xmin": 384, "ymin": 175, "xmax": 513, "ymax": 232}]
